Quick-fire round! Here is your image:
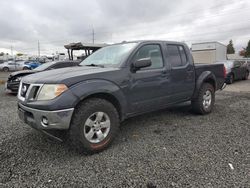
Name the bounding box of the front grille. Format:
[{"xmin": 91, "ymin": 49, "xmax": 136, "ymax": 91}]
[
  {"xmin": 18, "ymin": 82, "xmax": 42, "ymax": 101},
  {"xmin": 28, "ymin": 86, "xmax": 41, "ymax": 100}
]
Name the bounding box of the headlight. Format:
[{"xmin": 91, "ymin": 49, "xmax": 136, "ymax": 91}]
[{"xmin": 37, "ymin": 84, "xmax": 68, "ymax": 100}]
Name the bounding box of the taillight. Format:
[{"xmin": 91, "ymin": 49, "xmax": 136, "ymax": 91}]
[{"xmin": 223, "ymin": 66, "xmax": 227, "ymax": 78}]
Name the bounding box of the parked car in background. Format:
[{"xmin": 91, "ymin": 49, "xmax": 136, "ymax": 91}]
[
  {"xmin": 243, "ymin": 60, "xmax": 250, "ymax": 72},
  {"xmin": 0, "ymin": 60, "xmax": 41, "ymax": 72},
  {"xmin": 23, "ymin": 61, "xmax": 41, "ymax": 70},
  {"xmin": 0, "ymin": 61, "xmax": 20, "ymax": 72},
  {"xmin": 217, "ymin": 60, "xmax": 249, "ymax": 84},
  {"xmin": 5, "ymin": 61, "xmax": 80, "ymax": 94}
]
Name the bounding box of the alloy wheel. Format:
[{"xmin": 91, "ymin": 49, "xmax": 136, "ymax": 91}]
[
  {"xmin": 83, "ymin": 112, "xmax": 111, "ymax": 144},
  {"xmin": 203, "ymin": 90, "xmax": 212, "ymax": 109}
]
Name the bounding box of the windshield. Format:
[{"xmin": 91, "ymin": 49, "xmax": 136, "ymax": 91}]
[
  {"xmin": 80, "ymin": 42, "xmax": 138, "ymax": 67},
  {"xmin": 34, "ymin": 61, "xmax": 56, "ymax": 71}
]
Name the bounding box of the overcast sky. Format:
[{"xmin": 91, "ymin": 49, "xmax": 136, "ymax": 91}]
[{"xmin": 0, "ymin": 0, "xmax": 250, "ymax": 55}]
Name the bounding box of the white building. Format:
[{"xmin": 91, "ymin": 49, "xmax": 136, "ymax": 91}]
[{"xmin": 191, "ymin": 42, "xmax": 227, "ymax": 64}]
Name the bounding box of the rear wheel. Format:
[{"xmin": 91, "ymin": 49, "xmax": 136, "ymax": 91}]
[
  {"xmin": 192, "ymin": 83, "xmax": 215, "ymax": 115},
  {"xmin": 23, "ymin": 67, "xmax": 29, "ymax": 70},
  {"xmin": 3, "ymin": 67, "xmax": 9, "ymax": 72},
  {"xmin": 69, "ymin": 98, "xmax": 119, "ymax": 154}
]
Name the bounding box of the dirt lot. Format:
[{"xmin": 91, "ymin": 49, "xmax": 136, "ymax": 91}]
[
  {"xmin": 0, "ymin": 80, "xmax": 249, "ymax": 187},
  {"xmin": 0, "ymin": 72, "xmax": 9, "ymax": 84}
]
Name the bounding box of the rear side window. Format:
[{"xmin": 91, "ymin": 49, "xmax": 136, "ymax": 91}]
[
  {"xmin": 133, "ymin": 44, "xmax": 164, "ymax": 69},
  {"xmin": 167, "ymin": 45, "xmax": 188, "ymax": 67},
  {"xmin": 179, "ymin": 46, "xmax": 187, "ymax": 65}
]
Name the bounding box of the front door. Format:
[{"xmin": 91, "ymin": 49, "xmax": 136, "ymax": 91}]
[{"xmin": 128, "ymin": 44, "xmax": 171, "ymax": 113}]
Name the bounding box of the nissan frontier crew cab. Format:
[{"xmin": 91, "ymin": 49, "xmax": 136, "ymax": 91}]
[{"xmin": 18, "ymin": 41, "xmax": 226, "ymax": 154}]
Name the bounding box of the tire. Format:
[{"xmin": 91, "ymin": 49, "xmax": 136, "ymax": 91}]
[
  {"xmin": 243, "ymin": 71, "xmax": 249, "ymax": 80},
  {"xmin": 192, "ymin": 83, "xmax": 215, "ymax": 115},
  {"xmin": 3, "ymin": 67, "xmax": 9, "ymax": 72},
  {"xmin": 228, "ymin": 74, "xmax": 234, "ymax": 84},
  {"xmin": 69, "ymin": 98, "xmax": 120, "ymax": 154},
  {"xmin": 23, "ymin": 67, "xmax": 29, "ymax": 70}
]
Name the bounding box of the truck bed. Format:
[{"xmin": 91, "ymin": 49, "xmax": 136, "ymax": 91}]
[{"xmin": 195, "ymin": 63, "xmax": 225, "ymax": 90}]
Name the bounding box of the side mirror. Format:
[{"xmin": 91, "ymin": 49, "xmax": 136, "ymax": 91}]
[{"xmin": 132, "ymin": 58, "xmax": 152, "ymax": 72}]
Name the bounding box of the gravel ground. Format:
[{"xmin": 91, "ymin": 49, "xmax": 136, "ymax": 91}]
[
  {"xmin": 0, "ymin": 72, "xmax": 10, "ymax": 82},
  {"xmin": 0, "ymin": 83, "xmax": 249, "ymax": 188}
]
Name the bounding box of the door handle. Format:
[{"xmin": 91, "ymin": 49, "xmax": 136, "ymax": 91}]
[
  {"xmin": 161, "ymin": 70, "xmax": 169, "ymax": 78},
  {"xmin": 162, "ymin": 70, "xmax": 167, "ymax": 74}
]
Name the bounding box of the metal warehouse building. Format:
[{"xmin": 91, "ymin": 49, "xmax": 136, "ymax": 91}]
[{"xmin": 191, "ymin": 42, "xmax": 227, "ymax": 64}]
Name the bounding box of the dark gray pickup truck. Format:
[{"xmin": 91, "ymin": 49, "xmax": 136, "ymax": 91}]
[{"xmin": 17, "ymin": 41, "xmax": 226, "ymax": 153}]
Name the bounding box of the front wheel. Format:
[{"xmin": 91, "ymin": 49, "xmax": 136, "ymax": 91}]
[
  {"xmin": 69, "ymin": 98, "xmax": 120, "ymax": 154},
  {"xmin": 192, "ymin": 83, "xmax": 215, "ymax": 115},
  {"xmin": 3, "ymin": 67, "xmax": 9, "ymax": 72}
]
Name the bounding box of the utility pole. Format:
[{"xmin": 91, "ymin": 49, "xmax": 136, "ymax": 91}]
[
  {"xmin": 92, "ymin": 28, "xmax": 95, "ymax": 44},
  {"xmin": 11, "ymin": 45, "xmax": 16, "ymax": 70},
  {"xmin": 38, "ymin": 40, "xmax": 40, "ymax": 57},
  {"xmin": 10, "ymin": 45, "xmax": 13, "ymax": 57}
]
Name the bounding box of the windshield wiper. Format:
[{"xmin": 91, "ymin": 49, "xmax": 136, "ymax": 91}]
[{"xmin": 85, "ymin": 64, "xmax": 104, "ymax": 68}]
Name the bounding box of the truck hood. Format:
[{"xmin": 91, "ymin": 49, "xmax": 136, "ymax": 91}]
[{"xmin": 22, "ymin": 66, "xmax": 120, "ymax": 86}]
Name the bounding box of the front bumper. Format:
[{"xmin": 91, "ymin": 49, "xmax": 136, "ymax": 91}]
[
  {"xmin": 5, "ymin": 81, "xmax": 20, "ymax": 93},
  {"xmin": 18, "ymin": 103, "xmax": 74, "ymax": 130}
]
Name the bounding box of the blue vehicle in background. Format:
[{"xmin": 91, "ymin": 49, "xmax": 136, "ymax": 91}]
[{"xmin": 23, "ymin": 61, "xmax": 41, "ymax": 70}]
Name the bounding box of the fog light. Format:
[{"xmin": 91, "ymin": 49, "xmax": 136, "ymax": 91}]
[{"xmin": 41, "ymin": 116, "xmax": 49, "ymax": 126}]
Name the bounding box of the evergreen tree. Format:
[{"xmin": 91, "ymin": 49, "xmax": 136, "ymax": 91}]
[
  {"xmin": 245, "ymin": 40, "xmax": 250, "ymax": 57},
  {"xmin": 227, "ymin": 40, "xmax": 235, "ymax": 54}
]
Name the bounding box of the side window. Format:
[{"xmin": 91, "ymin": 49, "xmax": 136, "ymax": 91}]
[
  {"xmin": 133, "ymin": 44, "xmax": 164, "ymax": 69},
  {"xmin": 167, "ymin": 45, "xmax": 188, "ymax": 67},
  {"xmin": 179, "ymin": 46, "xmax": 188, "ymax": 65}
]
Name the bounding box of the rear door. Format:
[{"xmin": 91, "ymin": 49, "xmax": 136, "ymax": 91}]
[{"xmin": 165, "ymin": 44, "xmax": 195, "ymax": 102}]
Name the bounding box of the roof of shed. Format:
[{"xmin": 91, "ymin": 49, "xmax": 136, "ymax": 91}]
[{"xmin": 64, "ymin": 42, "xmax": 107, "ymax": 50}]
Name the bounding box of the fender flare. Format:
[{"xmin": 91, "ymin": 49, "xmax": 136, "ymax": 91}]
[
  {"xmin": 70, "ymin": 79, "xmax": 128, "ymax": 120},
  {"xmin": 192, "ymin": 71, "xmax": 217, "ymax": 99}
]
